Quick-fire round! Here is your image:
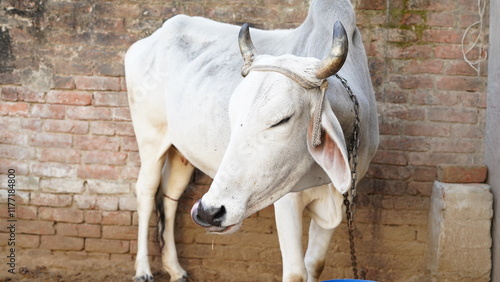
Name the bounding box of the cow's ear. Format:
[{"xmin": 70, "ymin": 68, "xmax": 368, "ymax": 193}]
[{"xmin": 307, "ymin": 98, "xmax": 351, "ymax": 194}]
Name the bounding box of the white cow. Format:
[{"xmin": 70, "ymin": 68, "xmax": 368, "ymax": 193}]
[{"xmin": 124, "ymin": 0, "xmax": 379, "ymax": 281}]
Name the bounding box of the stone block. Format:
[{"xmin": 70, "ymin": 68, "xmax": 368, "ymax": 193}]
[{"xmin": 426, "ymin": 181, "xmax": 492, "ymax": 281}]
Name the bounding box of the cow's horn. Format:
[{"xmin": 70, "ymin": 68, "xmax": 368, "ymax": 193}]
[
  {"xmin": 316, "ymin": 21, "xmax": 348, "ymax": 79},
  {"xmin": 238, "ymin": 23, "xmax": 257, "ymax": 76}
]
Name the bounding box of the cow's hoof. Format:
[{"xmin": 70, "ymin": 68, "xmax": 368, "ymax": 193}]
[{"xmin": 134, "ymin": 274, "xmax": 154, "ymax": 282}]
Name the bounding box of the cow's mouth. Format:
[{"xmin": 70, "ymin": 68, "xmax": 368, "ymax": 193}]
[{"xmin": 190, "ymin": 200, "xmax": 242, "ymax": 234}]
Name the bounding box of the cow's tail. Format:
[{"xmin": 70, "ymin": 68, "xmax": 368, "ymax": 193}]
[{"xmin": 155, "ymin": 185, "xmax": 166, "ymax": 250}]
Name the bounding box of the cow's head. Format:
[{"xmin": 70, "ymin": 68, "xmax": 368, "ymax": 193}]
[{"xmin": 191, "ymin": 21, "xmax": 350, "ymax": 233}]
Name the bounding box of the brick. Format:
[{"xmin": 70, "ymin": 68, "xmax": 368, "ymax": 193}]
[
  {"xmin": 389, "ymin": 74, "xmax": 434, "ymax": 89},
  {"xmin": 112, "ymin": 107, "xmax": 132, "ymax": 121},
  {"xmin": 102, "ymin": 225, "xmax": 136, "ymax": 240},
  {"xmin": 0, "ymin": 159, "xmax": 29, "ymax": 176},
  {"xmin": 400, "ymin": 59, "xmax": 444, "ymax": 74},
  {"xmin": 1, "ymin": 86, "xmax": 18, "ymax": 100},
  {"xmin": 53, "ymin": 76, "xmax": 76, "ymax": 89},
  {"xmin": 444, "ymin": 61, "xmax": 481, "ymax": 76},
  {"xmin": 46, "ymin": 90, "xmax": 92, "ymax": 105},
  {"xmin": 16, "ymin": 175, "xmax": 40, "ymax": 191},
  {"xmin": 74, "ymin": 135, "xmax": 120, "ymax": 151},
  {"xmin": 412, "ymin": 166, "xmax": 437, "ymax": 182},
  {"xmin": 110, "ymin": 254, "xmax": 133, "ymax": 261},
  {"xmin": 38, "ymin": 148, "xmax": 81, "ymax": 164},
  {"xmin": 408, "ymin": 152, "xmax": 470, "ymax": 167},
  {"xmin": 84, "ymin": 210, "xmax": 103, "ymax": 224},
  {"xmin": 379, "ymin": 120, "xmax": 403, "ymax": 135},
  {"xmin": 18, "ymin": 234, "xmax": 40, "ymax": 248},
  {"xmin": 66, "ymin": 106, "xmax": 112, "ymax": 120},
  {"xmin": 387, "ymin": 28, "xmax": 417, "ymax": 43},
  {"xmin": 95, "ymin": 196, "xmax": 119, "ymax": 211},
  {"xmin": 430, "ymin": 138, "xmax": 478, "ymax": 153},
  {"xmin": 74, "ymin": 195, "xmax": 97, "ymax": 209},
  {"xmin": 31, "ymin": 104, "xmax": 66, "ymax": 119},
  {"xmin": 428, "ymin": 107, "xmax": 479, "ymax": 124},
  {"xmin": 0, "ymin": 102, "xmax": 30, "ymax": 117},
  {"xmin": 20, "ymin": 118, "xmax": 43, "ymax": 131},
  {"xmin": 56, "ymin": 223, "xmax": 78, "ymax": 236},
  {"xmin": 367, "ymin": 164, "xmax": 412, "ymax": 180},
  {"xmin": 43, "ymin": 119, "xmax": 89, "ymax": 134},
  {"xmin": 93, "ymin": 91, "xmax": 128, "ymax": 106},
  {"xmin": 451, "ymin": 124, "xmax": 484, "ymax": 138},
  {"xmin": 86, "ymin": 179, "xmax": 130, "ymax": 194},
  {"xmin": 74, "ymin": 76, "xmax": 121, "ymax": 91},
  {"xmin": 31, "ymin": 162, "xmax": 77, "ymax": 178},
  {"xmin": 403, "ymin": 122, "xmax": 450, "ymax": 137},
  {"xmin": 40, "ymin": 235, "xmax": 84, "ymax": 251},
  {"xmin": 18, "ymin": 87, "xmax": 45, "ymax": 102},
  {"xmin": 356, "ymin": 0, "xmax": 385, "ymax": 10},
  {"xmin": 426, "ymin": 11, "xmax": 454, "ymax": 27},
  {"xmin": 29, "ymin": 133, "xmax": 72, "ymax": 148},
  {"xmin": 410, "ymin": 90, "xmax": 458, "ymax": 106},
  {"xmin": 0, "ymin": 130, "xmax": 28, "ymax": 145},
  {"xmin": 85, "ymin": 238, "xmax": 129, "ymax": 253},
  {"xmin": 39, "ymin": 207, "xmax": 84, "ymax": 223},
  {"xmin": 18, "ymin": 219, "xmax": 55, "ymax": 235},
  {"xmin": 121, "ymin": 137, "xmax": 139, "ymax": 152},
  {"xmin": 422, "ymin": 29, "xmax": 463, "ymax": 43},
  {"xmin": 121, "ymin": 166, "xmax": 140, "ymax": 180},
  {"xmin": 383, "ymin": 105, "xmax": 426, "ymax": 121},
  {"xmin": 17, "ymin": 205, "xmax": 38, "ymax": 219},
  {"xmin": 77, "ymin": 224, "xmax": 101, "ymax": 238},
  {"xmin": 459, "ymin": 92, "xmax": 487, "ymax": 108},
  {"xmin": 387, "ymin": 45, "xmax": 434, "ymax": 59},
  {"xmin": 437, "ymin": 165, "xmax": 487, "ymax": 183},
  {"xmin": 77, "ymin": 165, "xmax": 121, "ymax": 180},
  {"xmin": 82, "ymin": 151, "xmax": 128, "ymax": 166},
  {"xmin": 92, "ymin": 121, "xmax": 135, "ymax": 136},
  {"xmin": 102, "ymin": 211, "xmax": 132, "ymax": 225},
  {"xmin": 40, "ymin": 178, "xmax": 84, "ymax": 193},
  {"xmin": 435, "ymin": 45, "xmax": 463, "ymax": 59},
  {"xmin": 436, "ymin": 76, "xmax": 483, "ymax": 92},
  {"xmin": 372, "ymin": 150, "xmax": 408, "ymax": 166},
  {"xmin": 30, "ymin": 193, "xmax": 72, "ymax": 207},
  {"xmin": 118, "ymin": 197, "xmax": 137, "ymax": 211},
  {"xmin": 380, "ymin": 136, "xmax": 430, "ymax": 152}
]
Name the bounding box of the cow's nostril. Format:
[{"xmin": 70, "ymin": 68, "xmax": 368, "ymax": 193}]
[{"xmin": 197, "ymin": 203, "xmax": 226, "ymax": 227}]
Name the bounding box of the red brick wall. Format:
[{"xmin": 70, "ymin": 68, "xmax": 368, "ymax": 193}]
[{"xmin": 0, "ymin": 0, "xmax": 488, "ymax": 281}]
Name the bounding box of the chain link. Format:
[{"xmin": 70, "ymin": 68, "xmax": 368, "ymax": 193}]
[{"xmin": 335, "ymin": 74, "xmax": 361, "ymax": 279}]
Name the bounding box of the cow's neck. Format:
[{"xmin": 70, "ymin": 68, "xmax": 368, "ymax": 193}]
[{"xmin": 291, "ymin": 0, "xmax": 355, "ymax": 59}]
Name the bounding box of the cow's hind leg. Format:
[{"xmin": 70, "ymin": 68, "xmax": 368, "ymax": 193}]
[
  {"xmin": 134, "ymin": 140, "xmax": 170, "ymax": 282},
  {"xmin": 159, "ymin": 148, "xmax": 194, "ymax": 281}
]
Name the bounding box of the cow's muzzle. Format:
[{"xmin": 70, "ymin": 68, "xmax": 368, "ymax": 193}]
[{"xmin": 190, "ymin": 200, "xmax": 241, "ymax": 233}]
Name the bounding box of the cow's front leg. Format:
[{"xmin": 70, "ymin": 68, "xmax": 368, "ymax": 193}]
[
  {"xmin": 304, "ymin": 220, "xmax": 335, "ymax": 282},
  {"xmin": 160, "ymin": 148, "xmax": 194, "ymax": 281},
  {"xmin": 135, "ymin": 157, "xmax": 166, "ymax": 281},
  {"xmin": 274, "ymin": 193, "xmax": 307, "ymax": 282},
  {"xmin": 304, "ymin": 184, "xmax": 344, "ymax": 281}
]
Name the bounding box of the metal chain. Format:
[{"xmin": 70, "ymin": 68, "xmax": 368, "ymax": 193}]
[{"xmin": 335, "ymin": 74, "xmax": 361, "ymax": 279}]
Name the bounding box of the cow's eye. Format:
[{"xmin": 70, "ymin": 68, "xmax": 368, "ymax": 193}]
[{"xmin": 270, "ymin": 115, "xmax": 292, "ymax": 128}]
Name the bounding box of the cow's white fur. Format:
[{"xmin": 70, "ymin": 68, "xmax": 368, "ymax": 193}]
[{"xmin": 125, "ymin": 0, "xmax": 378, "ymax": 281}]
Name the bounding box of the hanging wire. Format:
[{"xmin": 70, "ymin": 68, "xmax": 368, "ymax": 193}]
[{"xmin": 461, "ymin": 0, "xmax": 489, "ymax": 75}]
